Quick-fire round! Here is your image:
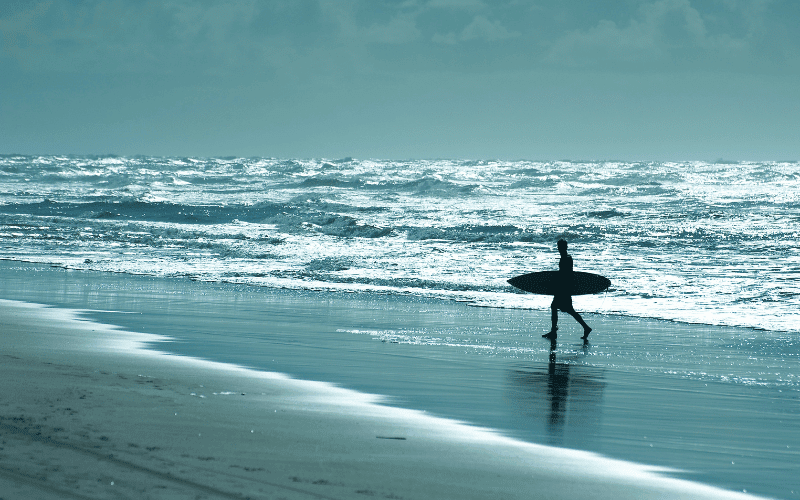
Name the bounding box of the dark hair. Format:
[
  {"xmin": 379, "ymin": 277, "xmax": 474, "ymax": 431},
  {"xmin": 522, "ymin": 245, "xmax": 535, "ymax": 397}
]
[{"xmin": 557, "ymin": 239, "xmax": 568, "ymax": 250}]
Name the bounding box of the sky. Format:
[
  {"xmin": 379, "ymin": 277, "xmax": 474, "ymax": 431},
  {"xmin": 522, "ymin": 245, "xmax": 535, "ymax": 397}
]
[{"xmin": 1, "ymin": 0, "xmax": 798, "ymax": 160}]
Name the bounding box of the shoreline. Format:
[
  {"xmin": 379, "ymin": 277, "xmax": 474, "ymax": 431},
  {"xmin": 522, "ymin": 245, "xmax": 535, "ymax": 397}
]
[
  {"xmin": 0, "ymin": 260, "xmax": 797, "ymax": 498},
  {"xmin": 0, "ymin": 297, "xmax": 769, "ymax": 499},
  {"xmin": 4, "ymin": 257, "xmax": 797, "ymax": 337}
]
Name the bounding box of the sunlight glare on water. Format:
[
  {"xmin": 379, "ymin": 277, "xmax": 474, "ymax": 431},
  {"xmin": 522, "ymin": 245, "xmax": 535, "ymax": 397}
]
[{"xmin": 0, "ymin": 155, "xmax": 798, "ymax": 333}]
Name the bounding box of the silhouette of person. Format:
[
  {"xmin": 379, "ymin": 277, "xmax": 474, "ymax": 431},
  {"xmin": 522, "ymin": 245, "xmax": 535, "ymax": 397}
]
[{"xmin": 542, "ymin": 239, "xmax": 592, "ymax": 341}]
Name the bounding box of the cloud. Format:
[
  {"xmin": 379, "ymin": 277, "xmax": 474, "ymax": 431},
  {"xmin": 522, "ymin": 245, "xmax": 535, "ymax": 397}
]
[
  {"xmin": 363, "ymin": 14, "xmax": 422, "ymax": 44},
  {"xmin": 1, "ymin": 2, "xmax": 226, "ymax": 72},
  {"xmin": 461, "ymin": 15, "xmax": 520, "ymax": 42},
  {"xmin": 3, "ymin": 0, "xmax": 791, "ymax": 82},
  {"xmin": 425, "ymin": 0, "xmax": 485, "ymax": 9},
  {"xmin": 0, "ymin": 0, "xmax": 340, "ymax": 75},
  {"xmin": 432, "ymin": 15, "xmax": 520, "ymax": 44},
  {"xmin": 545, "ymin": 0, "xmax": 749, "ymax": 69}
]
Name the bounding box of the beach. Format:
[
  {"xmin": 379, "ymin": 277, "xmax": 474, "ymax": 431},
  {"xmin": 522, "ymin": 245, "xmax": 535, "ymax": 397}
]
[{"xmin": 0, "ymin": 261, "xmax": 796, "ymax": 499}]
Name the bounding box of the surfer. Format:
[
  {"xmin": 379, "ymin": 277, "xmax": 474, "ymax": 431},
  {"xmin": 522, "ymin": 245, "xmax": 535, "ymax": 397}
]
[{"xmin": 542, "ymin": 239, "xmax": 592, "ymax": 341}]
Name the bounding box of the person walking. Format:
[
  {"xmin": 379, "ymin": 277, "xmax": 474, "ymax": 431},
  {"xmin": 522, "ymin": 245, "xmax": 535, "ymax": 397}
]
[{"xmin": 542, "ymin": 239, "xmax": 592, "ymax": 341}]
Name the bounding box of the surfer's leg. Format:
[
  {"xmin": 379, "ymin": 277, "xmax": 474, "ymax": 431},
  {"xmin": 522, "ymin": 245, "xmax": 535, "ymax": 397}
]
[
  {"xmin": 566, "ymin": 308, "xmax": 592, "ymax": 338},
  {"xmin": 560, "ymin": 296, "xmax": 592, "ymax": 338},
  {"xmin": 543, "ymin": 300, "xmax": 559, "ymax": 339}
]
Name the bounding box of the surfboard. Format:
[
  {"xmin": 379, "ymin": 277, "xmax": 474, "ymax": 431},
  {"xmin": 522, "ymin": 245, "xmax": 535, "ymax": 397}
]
[{"xmin": 507, "ymin": 271, "xmax": 610, "ymax": 296}]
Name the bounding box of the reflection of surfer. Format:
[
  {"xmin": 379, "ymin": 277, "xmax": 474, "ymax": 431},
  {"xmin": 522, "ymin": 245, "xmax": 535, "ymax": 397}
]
[{"xmin": 543, "ymin": 239, "xmax": 592, "ymax": 341}]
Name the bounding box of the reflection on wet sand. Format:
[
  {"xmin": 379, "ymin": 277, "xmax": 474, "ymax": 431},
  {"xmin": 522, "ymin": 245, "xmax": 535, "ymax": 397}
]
[{"xmin": 507, "ymin": 343, "xmax": 605, "ymax": 447}]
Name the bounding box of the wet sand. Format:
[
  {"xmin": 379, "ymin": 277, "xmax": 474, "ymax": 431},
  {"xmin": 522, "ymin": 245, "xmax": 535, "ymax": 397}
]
[{"xmin": 0, "ymin": 261, "xmax": 795, "ymax": 499}]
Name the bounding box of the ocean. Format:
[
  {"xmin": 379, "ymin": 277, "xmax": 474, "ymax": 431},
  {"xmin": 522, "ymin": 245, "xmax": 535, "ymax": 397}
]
[{"xmin": 1, "ymin": 154, "xmax": 798, "ymax": 333}]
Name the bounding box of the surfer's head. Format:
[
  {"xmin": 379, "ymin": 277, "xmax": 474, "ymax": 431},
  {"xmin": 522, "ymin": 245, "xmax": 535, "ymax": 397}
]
[{"xmin": 557, "ymin": 239, "xmax": 568, "ymax": 252}]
